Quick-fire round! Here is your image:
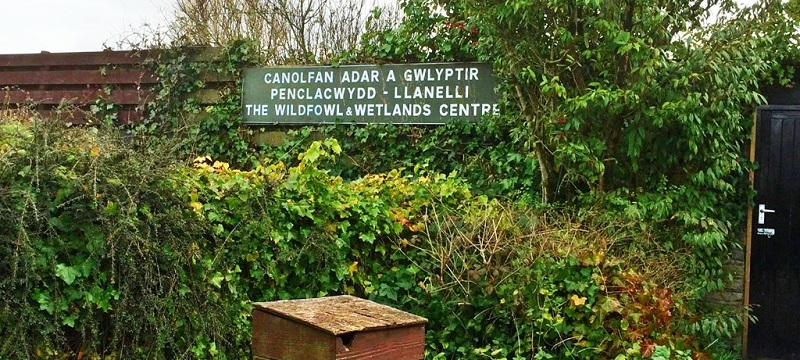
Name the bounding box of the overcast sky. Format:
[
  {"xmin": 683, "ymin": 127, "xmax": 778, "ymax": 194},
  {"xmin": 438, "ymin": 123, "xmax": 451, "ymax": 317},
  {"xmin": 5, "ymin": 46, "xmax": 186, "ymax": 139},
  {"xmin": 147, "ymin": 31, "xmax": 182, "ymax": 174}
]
[
  {"xmin": 1, "ymin": 0, "xmax": 174, "ymax": 54},
  {"xmin": 0, "ymin": 0, "xmax": 762, "ymax": 54}
]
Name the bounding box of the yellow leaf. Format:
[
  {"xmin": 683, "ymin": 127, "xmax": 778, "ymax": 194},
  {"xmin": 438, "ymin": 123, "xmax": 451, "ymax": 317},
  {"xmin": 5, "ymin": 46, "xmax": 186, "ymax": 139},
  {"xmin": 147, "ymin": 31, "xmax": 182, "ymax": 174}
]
[
  {"xmin": 580, "ymin": 250, "xmax": 605, "ymax": 266},
  {"xmin": 570, "ymin": 294, "xmax": 587, "ymax": 307},
  {"xmin": 325, "ymin": 223, "xmax": 337, "ymax": 232},
  {"xmin": 90, "ymin": 145, "xmax": 100, "ymax": 157},
  {"xmin": 348, "ymin": 261, "xmax": 359, "ymax": 276},
  {"xmin": 189, "ymin": 201, "xmax": 203, "ymax": 211}
]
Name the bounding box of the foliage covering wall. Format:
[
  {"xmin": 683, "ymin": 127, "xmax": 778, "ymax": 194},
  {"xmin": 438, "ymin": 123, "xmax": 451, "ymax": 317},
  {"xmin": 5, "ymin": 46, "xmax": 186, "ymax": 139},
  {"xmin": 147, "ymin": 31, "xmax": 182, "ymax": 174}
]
[
  {"xmin": 1, "ymin": 0, "xmax": 798, "ymax": 359},
  {"xmin": 130, "ymin": 0, "xmax": 800, "ymax": 316},
  {"xmin": 1, "ymin": 114, "xmax": 739, "ymax": 359}
]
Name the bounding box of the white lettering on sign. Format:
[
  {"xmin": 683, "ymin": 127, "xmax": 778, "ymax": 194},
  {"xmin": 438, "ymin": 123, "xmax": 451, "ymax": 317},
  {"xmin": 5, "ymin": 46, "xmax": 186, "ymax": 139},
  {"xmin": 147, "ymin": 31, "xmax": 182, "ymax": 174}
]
[
  {"xmin": 352, "ymin": 103, "xmax": 432, "ymax": 117},
  {"xmin": 274, "ymin": 104, "xmax": 346, "ymax": 117},
  {"xmin": 438, "ymin": 103, "xmax": 500, "ymax": 117},
  {"xmin": 393, "ymin": 85, "xmax": 469, "ymax": 99},
  {"xmin": 264, "ymin": 71, "xmax": 334, "ymax": 84},
  {"xmin": 403, "ymin": 67, "xmax": 480, "ymax": 82},
  {"xmin": 242, "ymin": 63, "xmax": 498, "ymax": 124},
  {"xmin": 341, "ymin": 70, "xmax": 380, "ymax": 83},
  {"xmin": 245, "ymin": 104, "xmax": 270, "ymax": 116},
  {"xmin": 269, "ymin": 87, "xmax": 377, "ymax": 100}
]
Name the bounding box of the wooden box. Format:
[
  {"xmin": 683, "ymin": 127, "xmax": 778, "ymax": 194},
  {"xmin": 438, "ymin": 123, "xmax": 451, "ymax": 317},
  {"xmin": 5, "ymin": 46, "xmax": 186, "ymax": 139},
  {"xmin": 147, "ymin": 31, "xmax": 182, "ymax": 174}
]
[{"xmin": 252, "ymin": 295, "xmax": 427, "ymax": 360}]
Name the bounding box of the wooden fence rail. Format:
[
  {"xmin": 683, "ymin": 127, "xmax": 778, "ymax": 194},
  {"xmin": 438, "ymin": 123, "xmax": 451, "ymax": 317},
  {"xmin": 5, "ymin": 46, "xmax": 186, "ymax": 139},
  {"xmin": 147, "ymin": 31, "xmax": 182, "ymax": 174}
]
[
  {"xmin": 0, "ymin": 49, "xmax": 228, "ymax": 124},
  {"xmin": 0, "ymin": 50, "xmax": 160, "ymax": 124}
]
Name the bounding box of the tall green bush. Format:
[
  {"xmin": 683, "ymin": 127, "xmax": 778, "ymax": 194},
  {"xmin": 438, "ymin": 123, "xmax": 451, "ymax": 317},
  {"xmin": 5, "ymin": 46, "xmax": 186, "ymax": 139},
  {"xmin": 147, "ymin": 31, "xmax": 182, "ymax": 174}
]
[
  {"xmin": 1, "ymin": 113, "xmax": 719, "ymax": 359},
  {"xmin": 350, "ymin": 2, "xmax": 799, "ymax": 355},
  {"xmin": 0, "ymin": 114, "xmax": 216, "ymax": 358},
  {"xmin": 0, "ymin": 116, "xmax": 472, "ymax": 358}
]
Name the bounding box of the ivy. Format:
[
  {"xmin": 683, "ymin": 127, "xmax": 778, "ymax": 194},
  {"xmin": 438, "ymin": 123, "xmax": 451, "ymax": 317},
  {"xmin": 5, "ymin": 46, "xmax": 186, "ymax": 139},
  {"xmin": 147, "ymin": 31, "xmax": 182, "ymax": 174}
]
[
  {"xmin": 129, "ymin": 40, "xmax": 266, "ymax": 169},
  {"xmin": 1, "ymin": 0, "xmax": 796, "ymax": 358}
]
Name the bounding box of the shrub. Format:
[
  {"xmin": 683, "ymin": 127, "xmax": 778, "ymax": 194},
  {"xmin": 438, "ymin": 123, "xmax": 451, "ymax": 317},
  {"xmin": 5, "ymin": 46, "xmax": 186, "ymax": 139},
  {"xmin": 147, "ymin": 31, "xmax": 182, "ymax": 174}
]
[
  {"xmin": 0, "ymin": 113, "xmax": 216, "ymax": 358},
  {"xmin": 262, "ymin": 119, "xmax": 538, "ymax": 201},
  {"xmin": 0, "ymin": 115, "xmax": 472, "ymax": 359},
  {"xmin": 0, "ymin": 113, "xmax": 731, "ymax": 359},
  {"xmin": 371, "ymin": 198, "xmax": 707, "ymax": 359}
]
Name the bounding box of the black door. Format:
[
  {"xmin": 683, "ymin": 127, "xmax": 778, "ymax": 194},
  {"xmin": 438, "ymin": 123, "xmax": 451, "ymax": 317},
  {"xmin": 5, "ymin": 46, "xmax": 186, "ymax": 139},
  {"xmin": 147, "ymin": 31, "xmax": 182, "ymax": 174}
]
[{"xmin": 749, "ymin": 106, "xmax": 800, "ymax": 359}]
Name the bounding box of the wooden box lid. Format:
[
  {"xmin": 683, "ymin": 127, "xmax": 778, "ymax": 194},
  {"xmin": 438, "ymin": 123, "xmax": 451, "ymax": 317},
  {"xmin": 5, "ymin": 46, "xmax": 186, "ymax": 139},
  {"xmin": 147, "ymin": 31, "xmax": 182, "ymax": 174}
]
[{"xmin": 252, "ymin": 295, "xmax": 428, "ymax": 335}]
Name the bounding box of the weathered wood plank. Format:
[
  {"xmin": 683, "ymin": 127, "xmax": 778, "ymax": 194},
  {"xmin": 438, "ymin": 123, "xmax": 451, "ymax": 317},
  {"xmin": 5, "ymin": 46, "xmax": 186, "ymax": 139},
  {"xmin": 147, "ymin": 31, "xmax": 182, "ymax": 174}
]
[
  {"xmin": 36, "ymin": 109, "xmax": 143, "ymax": 125},
  {"xmin": 1, "ymin": 89, "xmax": 151, "ymax": 105},
  {"xmin": 0, "ymin": 70, "xmax": 232, "ymax": 87},
  {"xmin": 0, "ymin": 48, "xmax": 234, "ymax": 124},
  {"xmin": 0, "ymin": 69, "xmax": 157, "ymax": 86},
  {"xmin": 0, "ymin": 50, "xmax": 157, "ymax": 67},
  {"xmin": 335, "ymin": 326, "xmax": 425, "ymax": 360},
  {"xmin": 253, "ymin": 296, "xmax": 428, "ymax": 336},
  {"xmin": 252, "ymin": 310, "xmax": 335, "ymax": 360},
  {"xmin": 192, "ymin": 89, "xmax": 222, "ymax": 104}
]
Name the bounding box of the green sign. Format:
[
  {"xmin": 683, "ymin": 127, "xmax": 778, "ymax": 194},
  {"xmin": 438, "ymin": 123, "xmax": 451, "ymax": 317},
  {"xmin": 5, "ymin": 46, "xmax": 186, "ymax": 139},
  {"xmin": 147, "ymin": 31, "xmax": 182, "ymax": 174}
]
[{"xmin": 241, "ymin": 63, "xmax": 498, "ymax": 125}]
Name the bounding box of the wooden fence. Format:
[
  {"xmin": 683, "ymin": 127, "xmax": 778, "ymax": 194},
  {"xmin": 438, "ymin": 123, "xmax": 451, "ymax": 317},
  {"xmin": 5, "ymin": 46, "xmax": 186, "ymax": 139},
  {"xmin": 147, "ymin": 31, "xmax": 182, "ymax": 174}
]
[{"xmin": 0, "ymin": 49, "xmax": 226, "ymax": 124}]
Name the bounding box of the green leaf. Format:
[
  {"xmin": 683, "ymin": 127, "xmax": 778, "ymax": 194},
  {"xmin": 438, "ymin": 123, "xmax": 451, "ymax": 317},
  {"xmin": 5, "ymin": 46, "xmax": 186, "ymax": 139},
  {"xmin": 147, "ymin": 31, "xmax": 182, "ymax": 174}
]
[
  {"xmin": 359, "ymin": 232, "xmax": 377, "ymax": 243},
  {"xmin": 62, "ymin": 314, "xmax": 78, "ymax": 327},
  {"xmin": 55, "ymin": 264, "xmax": 81, "ymax": 285},
  {"xmin": 614, "ymin": 31, "xmax": 631, "ymax": 45},
  {"xmin": 209, "ymin": 272, "xmax": 224, "ymax": 288},
  {"xmin": 34, "ymin": 291, "xmax": 54, "ymax": 314}
]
